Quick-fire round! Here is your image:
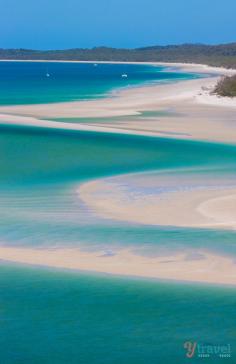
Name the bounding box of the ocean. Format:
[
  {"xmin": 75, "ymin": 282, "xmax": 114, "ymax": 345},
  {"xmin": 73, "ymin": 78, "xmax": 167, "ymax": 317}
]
[
  {"xmin": 0, "ymin": 264, "xmax": 235, "ymax": 364},
  {"xmin": 0, "ymin": 61, "xmax": 235, "ymax": 363},
  {"xmin": 0, "ymin": 61, "xmax": 197, "ymax": 105}
]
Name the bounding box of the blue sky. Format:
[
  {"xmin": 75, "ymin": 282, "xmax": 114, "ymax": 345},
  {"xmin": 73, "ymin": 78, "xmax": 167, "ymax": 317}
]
[{"xmin": 1, "ymin": 0, "xmax": 236, "ymax": 49}]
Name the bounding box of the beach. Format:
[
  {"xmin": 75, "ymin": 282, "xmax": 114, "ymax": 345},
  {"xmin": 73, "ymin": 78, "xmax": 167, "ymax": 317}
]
[
  {"xmin": 0, "ymin": 62, "xmax": 236, "ymax": 286},
  {"xmin": 0, "ymin": 64, "xmax": 236, "ymax": 144}
]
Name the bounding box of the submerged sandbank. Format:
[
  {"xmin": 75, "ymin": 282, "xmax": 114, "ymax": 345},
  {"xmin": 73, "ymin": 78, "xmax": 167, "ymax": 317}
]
[
  {"xmin": 78, "ymin": 172, "xmax": 236, "ymax": 230},
  {"xmin": 0, "ymin": 245, "xmax": 235, "ymax": 286},
  {"xmin": 1, "ymin": 62, "xmax": 236, "ymax": 286}
]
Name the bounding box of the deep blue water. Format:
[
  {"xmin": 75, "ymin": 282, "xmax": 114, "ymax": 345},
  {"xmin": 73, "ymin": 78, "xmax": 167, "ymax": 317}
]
[{"xmin": 0, "ymin": 61, "xmax": 198, "ymax": 105}]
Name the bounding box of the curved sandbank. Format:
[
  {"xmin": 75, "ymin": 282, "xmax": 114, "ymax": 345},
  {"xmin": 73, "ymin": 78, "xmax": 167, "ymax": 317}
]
[
  {"xmin": 0, "ymin": 63, "xmax": 235, "ymax": 144},
  {"xmin": 1, "ymin": 62, "xmax": 236, "ymax": 286},
  {"xmin": 78, "ymin": 172, "xmax": 236, "ymax": 230},
  {"xmin": 0, "ymin": 77, "xmax": 216, "ymax": 119},
  {"xmin": 0, "ymin": 246, "xmax": 235, "ymax": 286}
]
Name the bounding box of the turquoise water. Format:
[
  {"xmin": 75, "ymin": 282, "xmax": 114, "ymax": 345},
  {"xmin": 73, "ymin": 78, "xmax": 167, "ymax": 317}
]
[
  {"xmin": 0, "ymin": 62, "xmax": 235, "ymax": 363},
  {"xmin": 1, "ymin": 124, "xmax": 236, "ymax": 185},
  {"xmin": 0, "ymin": 264, "xmax": 235, "ymax": 364},
  {"xmin": 45, "ymin": 110, "xmax": 181, "ymax": 124},
  {"xmin": 0, "ymin": 61, "xmax": 198, "ymax": 105},
  {"xmin": 1, "ymin": 124, "xmax": 236, "ymax": 257}
]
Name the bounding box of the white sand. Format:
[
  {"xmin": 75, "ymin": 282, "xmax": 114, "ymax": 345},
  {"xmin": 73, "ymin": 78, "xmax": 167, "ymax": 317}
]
[
  {"xmin": 0, "ymin": 63, "xmax": 235, "ymax": 143},
  {"xmin": 78, "ymin": 172, "xmax": 236, "ymax": 229},
  {"xmin": 1, "ymin": 62, "xmax": 236, "ymax": 285},
  {"xmin": 0, "ymin": 77, "xmax": 217, "ymax": 118},
  {"xmin": 198, "ymin": 194, "xmax": 236, "ymax": 224},
  {"xmin": 0, "ymin": 245, "xmax": 235, "ymax": 285},
  {"xmin": 156, "ymin": 62, "xmax": 236, "ymax": 75}
]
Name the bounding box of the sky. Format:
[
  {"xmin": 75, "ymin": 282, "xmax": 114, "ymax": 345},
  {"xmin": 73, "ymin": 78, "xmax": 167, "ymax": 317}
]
[{"xmin": 1, "ymin": 0, "xmax": 236, "ymax": 49}]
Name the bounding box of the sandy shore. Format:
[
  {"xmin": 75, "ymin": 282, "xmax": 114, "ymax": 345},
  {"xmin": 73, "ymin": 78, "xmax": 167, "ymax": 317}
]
[
  {"xmin": 0, "ymin": 76, "xmax": 218, "ymax": 118},
  {"xmin": 0, "ymin": 63, "xmax": 235, "ymax": 143},
  {"xmin": 156, "ymin": 61, "xmax": 236, "ymax": 75},
  {"xmin": 78, "ymin": 172, "xmax": 236, "ymax": 229},
  {"xmin": 0, "ymin": 245, "xmax": 235, "ymax": 286},
  {"xmin": 1, "ymin": 62, "xmax": 236, "ymax": 285}
]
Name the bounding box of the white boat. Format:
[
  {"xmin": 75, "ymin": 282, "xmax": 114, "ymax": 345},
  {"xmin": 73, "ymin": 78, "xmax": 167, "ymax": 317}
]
[
  {"xmin": 121, "ymin": 74, "xmax": 128, "ymax": 78},
  {"xmin": 46, "ymin": 72, "xmax": 50, "ymax": 77}
]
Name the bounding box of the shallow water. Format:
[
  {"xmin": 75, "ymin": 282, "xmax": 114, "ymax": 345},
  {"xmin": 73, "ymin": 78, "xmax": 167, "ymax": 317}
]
[
  {"xmin": 45, "ymin": 110, "xmax": 181, "ymax": 124},
  {"xmin": 0, "ymin": 124, "xmax": 236, "ymax": 256},
  {"xmin": 0, "ymin": 62, "xmax": 235, "ymax": 363}
]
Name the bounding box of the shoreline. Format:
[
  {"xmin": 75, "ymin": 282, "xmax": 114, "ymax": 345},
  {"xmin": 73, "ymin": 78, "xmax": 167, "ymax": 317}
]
[
  {"xmin": 1, "ymin": 62, "xmax": 236, "ymax": 286},
  {"xmin": 0, "ymin": 58, "xmax": 235, "ymax": 73},
  {"xmin": 78, "ymin": 172, "xmax": 236, "ymax": 230},
  {"xmin": 0, "ymin": 74, "xmax": 236, "ymax": 143},
  {"xmin": 0, "ymin": 246, "xmax": 235, "ymax": 286}
]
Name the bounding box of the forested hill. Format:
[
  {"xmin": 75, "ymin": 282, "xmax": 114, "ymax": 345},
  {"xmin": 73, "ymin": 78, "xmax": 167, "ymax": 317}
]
[{"xmin": 1, "ymin": 43, "xmax": 236, "ymax": 68}]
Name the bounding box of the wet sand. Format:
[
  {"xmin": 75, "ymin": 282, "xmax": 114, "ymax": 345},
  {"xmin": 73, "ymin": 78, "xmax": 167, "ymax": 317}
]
[
  {"xmin": 0, "ymin": 245, "xmax": 235, "ymax": 285},
  {"xmin": 78, "ymin": 172, "xmax": 236, "ymax": 229},
  {"xmin": 0, "ymin": 62, "xmax": 236, "ymax": 285}
]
